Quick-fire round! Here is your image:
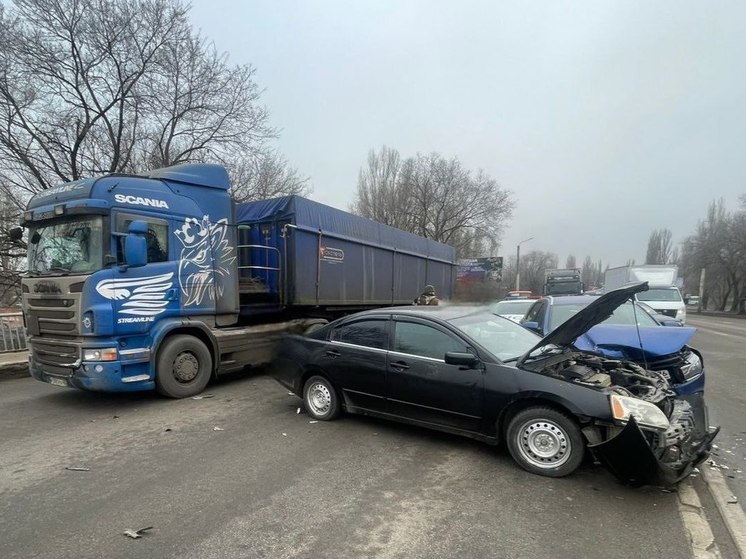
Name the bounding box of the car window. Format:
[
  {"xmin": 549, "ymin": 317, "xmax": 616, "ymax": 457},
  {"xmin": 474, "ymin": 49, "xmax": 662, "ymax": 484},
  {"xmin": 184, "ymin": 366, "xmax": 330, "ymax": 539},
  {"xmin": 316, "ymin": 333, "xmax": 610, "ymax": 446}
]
[
  {"xmin": 523, "ymin": 301, "xmax": 542, "ymax": 322},
  {"xmin": 393, "ymin": 321, "xmax": 467, "ymax": 360},
  {"xmin": 332, "ymin": 319, "xmax": 388, "ymax": 349}
]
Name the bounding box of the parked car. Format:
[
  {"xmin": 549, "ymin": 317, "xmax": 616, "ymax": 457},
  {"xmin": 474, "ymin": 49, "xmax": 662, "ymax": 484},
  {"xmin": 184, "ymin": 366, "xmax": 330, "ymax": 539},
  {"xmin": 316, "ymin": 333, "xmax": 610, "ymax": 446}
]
[
  {"xmin": 519, "ymin": 294, "xmax": 704, "ymax": 394},
  {"xmin": 489, "ymin": 299, "xmax": 536, "ymax": 323},
  {"xmin": 273, "ymin": 284, "xmax": 717, "ymax": 485}
]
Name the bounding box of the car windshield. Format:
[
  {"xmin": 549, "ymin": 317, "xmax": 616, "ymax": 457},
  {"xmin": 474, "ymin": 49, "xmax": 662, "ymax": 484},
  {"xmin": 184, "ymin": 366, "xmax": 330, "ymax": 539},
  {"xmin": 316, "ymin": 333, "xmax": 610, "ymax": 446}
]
[
  {"xmin": 490, "ymin": 300, "xmax": 535, "ymax": 315},
  {"xmin": 549, "ymin": 301, "xmax": 658, "ymax": 331},
  {"xmin": 449, "ymin": 311, "xmax": 540, "ymax": 362},
  {"xmin": 27, "ymin": 216, "xmax": 104, "ymax": 275},
  {"xmin": 636, "ymin": 288, "xmax": 683, "ymax": 302}
]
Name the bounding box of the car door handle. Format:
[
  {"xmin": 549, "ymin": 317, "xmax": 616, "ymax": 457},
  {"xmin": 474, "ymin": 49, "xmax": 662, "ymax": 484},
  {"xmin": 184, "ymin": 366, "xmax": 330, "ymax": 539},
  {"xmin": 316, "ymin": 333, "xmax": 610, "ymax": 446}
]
[
  {"xmin": 390, "ymin": 361, "xmax": 410, "ymax": 371},
  {"xmin": 326, "ymin": 349, "xmax": 341, "ymax": 358}
]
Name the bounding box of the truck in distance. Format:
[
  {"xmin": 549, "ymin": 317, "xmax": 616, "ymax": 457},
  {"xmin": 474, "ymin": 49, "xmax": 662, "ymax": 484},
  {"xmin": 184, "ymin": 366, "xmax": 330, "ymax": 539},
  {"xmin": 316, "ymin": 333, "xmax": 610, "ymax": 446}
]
[{"xmin": 543, "ymin": 268, "xmax": 583, "ymax": 296}]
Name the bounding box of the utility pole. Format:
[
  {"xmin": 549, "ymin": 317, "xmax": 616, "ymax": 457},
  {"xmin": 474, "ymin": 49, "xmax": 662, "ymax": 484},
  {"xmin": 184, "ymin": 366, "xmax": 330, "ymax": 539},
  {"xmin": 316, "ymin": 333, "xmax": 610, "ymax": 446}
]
[
  {"xmin": 697, "ymin": 267, "xmax": 705, "ymax": 313},
  {"xmin": 515, "ymin": 237, "xmax": 534, "ymax": 291}
]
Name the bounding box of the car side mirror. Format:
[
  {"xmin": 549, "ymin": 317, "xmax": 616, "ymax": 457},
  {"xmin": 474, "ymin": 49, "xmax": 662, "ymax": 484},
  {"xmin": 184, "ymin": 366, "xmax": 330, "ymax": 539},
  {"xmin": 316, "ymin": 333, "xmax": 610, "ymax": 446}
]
[
  {"xmin": 660, "ymin": 319, "xmax": 683, "ymax": 327},
  {"xmin": 124, "ymin": 220, "xmax": 148, "ymax": 268},
  {"xmin": 444, "ymin": 351, "xmax": 479, "ymax": 367},
  {"xmin": 522, "ymin": 321, "xmax": 540, "ymax": 333}
]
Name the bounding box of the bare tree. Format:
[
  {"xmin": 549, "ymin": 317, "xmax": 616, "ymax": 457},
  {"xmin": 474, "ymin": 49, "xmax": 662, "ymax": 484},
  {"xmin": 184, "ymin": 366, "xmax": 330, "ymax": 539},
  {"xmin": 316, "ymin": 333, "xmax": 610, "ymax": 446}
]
[
  {"xmin": 352, "ymin": 148, "xmax": 514, "ymax": 256},
  {"xmin": 230, "ymin": 149, "xmax": 311, "ymax": 203},
  {"xmin": 0, "ymin": 0, "xmax": 277, "ymax": 198},
  {"xmin": 645, "ymin": 229, "xmax": 674, "ymax": 265},
  {"xmin": 565, "ymin": 254, "xmax": 576, "ymax": 269}
]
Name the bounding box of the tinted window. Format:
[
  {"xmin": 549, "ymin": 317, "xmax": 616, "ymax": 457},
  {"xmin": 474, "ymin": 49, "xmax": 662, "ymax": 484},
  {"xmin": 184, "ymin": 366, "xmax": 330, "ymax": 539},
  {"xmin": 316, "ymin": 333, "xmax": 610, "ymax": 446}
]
[
  {"xmin": 116, "ymin": 215, "xmax": 169, "ymax": 263},
  {"xmin": 332, "ymin": 319, "xmax": 388, "ymax": 349},
  {"xmin": 523, "ymin": 301, "xmax": 543, "ymax": 323},
  {"xmin": 393, "ymin": 321, "xmax": 467, "ymax": 360}
]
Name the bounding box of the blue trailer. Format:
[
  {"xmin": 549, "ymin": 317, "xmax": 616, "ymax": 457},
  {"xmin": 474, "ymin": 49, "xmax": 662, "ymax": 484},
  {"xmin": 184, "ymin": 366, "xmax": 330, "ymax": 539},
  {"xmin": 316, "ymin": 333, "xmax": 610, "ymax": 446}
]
[{"xmin": 18, "ymin": 164, "xmax": 456, "ymax": 397}]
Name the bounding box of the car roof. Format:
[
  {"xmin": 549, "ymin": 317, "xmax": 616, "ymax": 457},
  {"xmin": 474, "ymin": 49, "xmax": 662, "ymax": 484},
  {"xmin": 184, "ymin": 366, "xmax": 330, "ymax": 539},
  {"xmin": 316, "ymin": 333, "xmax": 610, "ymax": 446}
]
[
  {"xmin": 544, "ymin": 295, "xmax": 600, "ymax": 306},
  {"xmin": 347, "ymin": 305, "xmax": 489, "ymax": 321}
]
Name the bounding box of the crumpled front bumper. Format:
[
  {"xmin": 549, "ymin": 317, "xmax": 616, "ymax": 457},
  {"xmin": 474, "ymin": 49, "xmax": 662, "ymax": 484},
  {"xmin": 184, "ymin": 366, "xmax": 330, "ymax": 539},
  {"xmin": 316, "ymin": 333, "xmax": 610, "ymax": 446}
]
[{"xmin": 590, "ymin": 393, "xmax": 719, "ymax": 486}]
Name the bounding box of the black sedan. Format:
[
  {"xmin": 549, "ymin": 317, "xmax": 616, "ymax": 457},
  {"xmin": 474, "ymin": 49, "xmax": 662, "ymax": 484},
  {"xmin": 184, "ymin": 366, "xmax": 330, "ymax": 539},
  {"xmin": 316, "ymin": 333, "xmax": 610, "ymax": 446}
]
[{"xmin": 273, "ymin": 284, "xmax": 717, "ymax": 485}]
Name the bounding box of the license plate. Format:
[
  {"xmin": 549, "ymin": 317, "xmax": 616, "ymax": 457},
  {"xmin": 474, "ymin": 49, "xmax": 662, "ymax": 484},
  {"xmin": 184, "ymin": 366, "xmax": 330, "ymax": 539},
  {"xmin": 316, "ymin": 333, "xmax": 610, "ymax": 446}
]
[{"xmin": 48, "ymin": 377, "xmax": 68, "ymax": 387}]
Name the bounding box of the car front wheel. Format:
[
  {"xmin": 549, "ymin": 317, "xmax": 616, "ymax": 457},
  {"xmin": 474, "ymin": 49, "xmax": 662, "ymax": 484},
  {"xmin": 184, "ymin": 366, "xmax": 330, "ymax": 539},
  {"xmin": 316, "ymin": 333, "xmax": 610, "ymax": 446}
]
[
  {"xmin": 303, "ymin": 375, "xmax": 340, "ymax": 420},
  {"xmin": 506, "ymin": 406, "xmax": 584, "ymax": 477}
]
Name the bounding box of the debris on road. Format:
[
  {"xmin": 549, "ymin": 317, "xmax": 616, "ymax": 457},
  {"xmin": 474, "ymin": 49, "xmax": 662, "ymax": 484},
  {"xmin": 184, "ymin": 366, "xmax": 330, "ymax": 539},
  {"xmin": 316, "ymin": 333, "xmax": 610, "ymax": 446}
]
[
  {"xmin": 213, "ymin": 426, "xmax": 224, "ymax": 431},
  {"xmin": 309, "ymin": 420, "xmax": 318, "ymax": 424},
  {"xmin": 296, "ymin": 407, "xmax": 301, "ymax": 414},
  {"xmin": 282, "ymin": 432, "xmax": 288, "ymax": 436},
  {"xmin": 192, "ymin": 394, "xmax": 214, "ymax": 400},
  {"xmin": 65, "ymin": 467, "xmax": 90, "ymax": 472},
  {"xmin": 164, "ymin": 428, "xmax": 172, "ymax": 432},
  {"xmin": 123, "ymin": 526, "xmax": 153, "ymax": 539},
  {"xmin": 727, "ymin": 495, "xmax": 739, "ymax": 504}
]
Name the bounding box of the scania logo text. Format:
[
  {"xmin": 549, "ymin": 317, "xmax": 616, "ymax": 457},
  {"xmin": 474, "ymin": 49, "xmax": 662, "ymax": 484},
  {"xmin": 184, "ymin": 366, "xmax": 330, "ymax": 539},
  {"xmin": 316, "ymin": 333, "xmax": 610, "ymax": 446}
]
[{"xmin": 114, "ymin": 194, "xmax": 169, "ymax": 209}]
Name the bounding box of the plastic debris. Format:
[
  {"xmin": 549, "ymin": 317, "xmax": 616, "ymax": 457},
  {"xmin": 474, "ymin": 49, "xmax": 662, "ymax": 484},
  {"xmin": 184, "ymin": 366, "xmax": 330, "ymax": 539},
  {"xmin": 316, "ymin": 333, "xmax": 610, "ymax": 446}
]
[
  {"xmin": 296, "ymin": 407, "xmax": 301, "ymax": 414},
  {"xmin": 309, "ymin": 420, "xmax": 318, "ymax": 424},
  {"xmin": 65, "ymin": 467, "xmax": 90, "ymax": 472},
  {"xmin": 282, "ymin": 432, "xmax": 288, "ymax": 437},
  {"xmin": 213, "ymin": 426, "xmax": 224, "ymax": 431},
  {"xmin": 123, "ymin": 526, "xmax": 153, "ymax": 539},
  {"xmin": 192, "ymin": 394, "xmax": 214, "ymax": 400},
  {"xmin": 727, "ymin": 495, "xmax": 738, "ymax": 504}
]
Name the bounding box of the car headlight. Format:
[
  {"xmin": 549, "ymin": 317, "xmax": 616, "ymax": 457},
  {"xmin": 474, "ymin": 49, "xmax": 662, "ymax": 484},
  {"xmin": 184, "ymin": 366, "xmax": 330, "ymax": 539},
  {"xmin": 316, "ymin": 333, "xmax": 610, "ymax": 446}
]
[
  {"xmin": 83, "ymin": 347, "xmax": 118, "ymax": 361},
  {"xmin": 680, "ymin": 351, "xmax": 703, "ymax": 381},
  {"xmin": 676, "ymin": 307, "xmax": 686, "ymax": 320},
  {"xmin": 610, "ymin": 394, "xmax": 670, "ymax": 431}
]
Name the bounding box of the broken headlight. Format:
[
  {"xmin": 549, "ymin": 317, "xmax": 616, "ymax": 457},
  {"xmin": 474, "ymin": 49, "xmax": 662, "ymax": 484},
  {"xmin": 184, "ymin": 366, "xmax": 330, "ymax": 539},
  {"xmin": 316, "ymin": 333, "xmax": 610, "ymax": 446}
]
[
  {"xmin": 680, "ymin": 351, "xmax": 703, "ymax": 381},
  {"xmin": 610, "ymin": 394, "xmax": 670, "ymax": 431}
]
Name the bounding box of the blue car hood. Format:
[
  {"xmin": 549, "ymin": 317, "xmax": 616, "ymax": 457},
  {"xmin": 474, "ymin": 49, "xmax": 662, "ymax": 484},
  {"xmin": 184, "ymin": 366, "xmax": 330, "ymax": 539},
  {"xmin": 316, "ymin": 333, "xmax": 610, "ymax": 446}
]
[{"xmin": 574, "ymin": 324, "xmax": 697, "ymax": 360}]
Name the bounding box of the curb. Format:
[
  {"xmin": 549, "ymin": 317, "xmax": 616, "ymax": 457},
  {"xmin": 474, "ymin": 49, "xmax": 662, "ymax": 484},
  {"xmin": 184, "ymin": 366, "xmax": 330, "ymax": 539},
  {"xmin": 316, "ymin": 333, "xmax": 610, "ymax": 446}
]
[
  {"xmin": 0, "ymin": 352, "xmax": 29, "ymax": 381},
  {"xmin": 678, "ymin": 479, "xmax": 722, "ymax": 558},
  {"xmin": 702, "ymin": 467, "xmax": 746, "ymax": 558}
]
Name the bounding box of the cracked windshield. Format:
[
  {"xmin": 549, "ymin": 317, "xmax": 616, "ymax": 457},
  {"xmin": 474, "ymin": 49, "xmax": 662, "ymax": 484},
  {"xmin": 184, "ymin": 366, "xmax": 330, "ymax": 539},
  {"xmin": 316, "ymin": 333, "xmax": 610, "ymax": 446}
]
[{"xmin": 27, "ymin": 217, "xmax": 103, "ymax": 274}]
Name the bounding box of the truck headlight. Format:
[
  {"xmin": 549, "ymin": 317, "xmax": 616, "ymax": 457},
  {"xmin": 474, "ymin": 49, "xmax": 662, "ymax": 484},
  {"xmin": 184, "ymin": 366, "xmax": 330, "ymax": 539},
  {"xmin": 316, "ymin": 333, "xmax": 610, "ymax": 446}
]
[
  {"xmin": 610, "ymin": 394, "xmax": 670, "ymax": 431},
  {"xmin": 676, "ymin": 307, "xmax": 686, "ymax": 321},
  {"xmin": 680, "ymin": 351, "xmax": 703, "ymax": 381},
  {"xmin": 83, "ymin": 348, "xmax": 118, "ymax": 361}
]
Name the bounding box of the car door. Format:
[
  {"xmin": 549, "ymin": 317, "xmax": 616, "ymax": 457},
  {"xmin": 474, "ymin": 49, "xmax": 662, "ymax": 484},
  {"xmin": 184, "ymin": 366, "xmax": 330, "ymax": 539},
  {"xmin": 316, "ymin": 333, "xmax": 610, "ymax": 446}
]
[
  {"xmin": 315, "ymin": 316, "xmax": 390, "ymax": 412},
  {"xmin": 386, "ymin": 316, "xmax": 484, "ymax": 432}
]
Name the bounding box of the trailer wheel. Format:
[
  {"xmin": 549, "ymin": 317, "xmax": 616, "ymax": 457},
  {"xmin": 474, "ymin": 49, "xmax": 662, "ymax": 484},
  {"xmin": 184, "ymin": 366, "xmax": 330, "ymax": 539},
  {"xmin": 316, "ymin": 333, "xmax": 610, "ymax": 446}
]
[{"xmin": 156, "ymin": 335, "xmax": 213, "ymax": 398}]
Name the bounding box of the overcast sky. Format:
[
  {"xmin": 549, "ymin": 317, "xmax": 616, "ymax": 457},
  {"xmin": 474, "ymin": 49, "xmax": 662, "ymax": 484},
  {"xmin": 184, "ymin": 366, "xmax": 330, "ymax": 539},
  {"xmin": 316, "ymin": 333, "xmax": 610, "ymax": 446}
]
[{"xmin": 190, "ymin": 0, "xmax": 746, "ymax": 266}]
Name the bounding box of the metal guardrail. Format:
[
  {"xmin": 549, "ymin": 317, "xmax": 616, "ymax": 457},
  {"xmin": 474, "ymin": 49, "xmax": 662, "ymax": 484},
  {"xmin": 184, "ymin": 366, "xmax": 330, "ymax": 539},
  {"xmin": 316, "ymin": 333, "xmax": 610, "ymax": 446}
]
[{"xmin": 0, "ymin": 313, "xmax": 27, "ymax": 352}]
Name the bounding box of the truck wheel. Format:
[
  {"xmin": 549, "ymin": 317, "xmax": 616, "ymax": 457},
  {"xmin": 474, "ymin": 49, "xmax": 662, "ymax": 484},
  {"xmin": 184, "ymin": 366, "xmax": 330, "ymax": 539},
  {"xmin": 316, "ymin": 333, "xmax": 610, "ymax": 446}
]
[
  {"xmin": 303, "ymin": 375, "xmax": 340, "ymax": 420},
  {"xmin": 156, "ymin": 335, "xmax": 213, "ymax": 398},
  {"xmin": 506, "ymin": 407, "xmax": 584, "ymax": 478}
]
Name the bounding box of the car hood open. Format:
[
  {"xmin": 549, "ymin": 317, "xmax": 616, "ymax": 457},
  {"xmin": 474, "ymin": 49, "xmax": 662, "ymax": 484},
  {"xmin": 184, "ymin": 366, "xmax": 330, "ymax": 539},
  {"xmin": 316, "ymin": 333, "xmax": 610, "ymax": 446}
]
[
  {"xmin": 574, "ymin": 324, "xmax": 697, "ymax": 360},
  {"xmin": 518, "ymin": 282, "xmax": 649, "ymax": 365}
]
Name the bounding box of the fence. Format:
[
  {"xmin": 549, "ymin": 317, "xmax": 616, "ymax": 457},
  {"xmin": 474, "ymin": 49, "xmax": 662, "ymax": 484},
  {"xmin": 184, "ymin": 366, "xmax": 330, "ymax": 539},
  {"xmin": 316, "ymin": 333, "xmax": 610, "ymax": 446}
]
[{"xmin": 0, "ymin": 313, "xmax": 27, "ymax": 352}]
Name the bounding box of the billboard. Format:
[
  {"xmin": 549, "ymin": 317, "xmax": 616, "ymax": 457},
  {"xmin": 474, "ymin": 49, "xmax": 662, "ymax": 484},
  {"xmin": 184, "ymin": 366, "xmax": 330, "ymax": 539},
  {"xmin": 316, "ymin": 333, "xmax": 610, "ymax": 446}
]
[{"xmin": 457, "ymin": 257, "xmax": 503, "ymax": 283}]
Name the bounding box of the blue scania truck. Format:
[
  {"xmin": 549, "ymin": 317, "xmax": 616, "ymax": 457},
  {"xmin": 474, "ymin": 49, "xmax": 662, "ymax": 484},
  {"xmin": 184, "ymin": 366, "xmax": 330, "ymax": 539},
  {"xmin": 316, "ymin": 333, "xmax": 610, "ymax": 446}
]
[{"xmin": 18, "ymin": 163, "xmax": 456, "ymax": 397}]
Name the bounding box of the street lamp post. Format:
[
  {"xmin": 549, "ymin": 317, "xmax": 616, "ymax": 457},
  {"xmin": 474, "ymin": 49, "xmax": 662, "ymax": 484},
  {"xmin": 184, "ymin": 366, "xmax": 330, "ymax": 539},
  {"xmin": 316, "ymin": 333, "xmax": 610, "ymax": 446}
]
[{"xmin": 515, "ymin": 237, "xmax": 534, "ymax": 291}]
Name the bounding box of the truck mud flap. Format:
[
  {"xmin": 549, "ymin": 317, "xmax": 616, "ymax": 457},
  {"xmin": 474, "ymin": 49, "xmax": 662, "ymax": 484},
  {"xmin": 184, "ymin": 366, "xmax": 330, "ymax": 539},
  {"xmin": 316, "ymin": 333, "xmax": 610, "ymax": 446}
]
[{"xmin": 589, "ymin": 416, "xmax": 719, "ymax": 487}]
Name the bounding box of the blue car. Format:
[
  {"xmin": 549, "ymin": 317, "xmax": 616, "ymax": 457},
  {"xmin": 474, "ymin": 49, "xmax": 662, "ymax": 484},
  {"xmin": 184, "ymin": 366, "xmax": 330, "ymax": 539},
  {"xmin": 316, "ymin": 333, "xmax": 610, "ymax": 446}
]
[{"xmin": 519, "ymin": 293, "xmax": 704, "ymax": 395}]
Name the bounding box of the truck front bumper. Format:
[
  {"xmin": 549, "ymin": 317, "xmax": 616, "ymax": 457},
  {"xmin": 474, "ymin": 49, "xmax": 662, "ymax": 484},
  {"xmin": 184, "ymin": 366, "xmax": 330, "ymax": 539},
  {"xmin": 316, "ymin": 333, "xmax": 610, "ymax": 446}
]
[{"xmin": 30, "ymin": 358, "xmax": 155, "ymax": 393}]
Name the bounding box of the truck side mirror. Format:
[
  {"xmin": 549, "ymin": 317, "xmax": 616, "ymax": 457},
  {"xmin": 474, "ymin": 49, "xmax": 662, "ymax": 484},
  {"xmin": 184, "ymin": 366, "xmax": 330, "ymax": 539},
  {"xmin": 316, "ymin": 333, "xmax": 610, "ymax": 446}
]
[
  {"xmin": 124, "ymin": 220, "xmax": 148, "ymax": 268},
  {"xmin": 8, "ymin": 227, "xmax": 23, "ymax": 242}
]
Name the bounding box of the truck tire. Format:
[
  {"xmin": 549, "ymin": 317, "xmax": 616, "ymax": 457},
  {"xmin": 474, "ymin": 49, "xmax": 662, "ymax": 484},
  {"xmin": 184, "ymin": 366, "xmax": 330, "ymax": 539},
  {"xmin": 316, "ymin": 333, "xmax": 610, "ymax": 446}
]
[
  {"xmin": 506, "ymin": 406, "xmax": 584, "ymax": 478},
  {"xmin": 303, "ymin": 375, "xmax": 341, "ymax": 420},
  {"xmin": 155, "ymin": 335, "xmax": 213, "ymax": 398}
]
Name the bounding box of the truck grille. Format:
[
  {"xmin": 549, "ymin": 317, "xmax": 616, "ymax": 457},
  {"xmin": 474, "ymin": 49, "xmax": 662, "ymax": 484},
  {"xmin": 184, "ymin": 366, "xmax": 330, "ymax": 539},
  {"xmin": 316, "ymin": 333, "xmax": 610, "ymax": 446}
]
[{"xmin": 31, "ymin": 340, "xmax": 80, "ymax": 377}]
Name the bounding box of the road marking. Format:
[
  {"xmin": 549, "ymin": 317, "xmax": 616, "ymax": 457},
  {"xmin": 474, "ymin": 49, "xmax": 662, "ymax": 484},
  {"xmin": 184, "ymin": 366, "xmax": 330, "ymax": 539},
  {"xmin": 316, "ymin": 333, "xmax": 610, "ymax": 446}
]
[
  {"xmin": 702, "ymin": 467, "xmax": 746, "ymax": 558},
  {"xmin": 678, "ymin": 480, "xmax": 722, "ymax": 558}
]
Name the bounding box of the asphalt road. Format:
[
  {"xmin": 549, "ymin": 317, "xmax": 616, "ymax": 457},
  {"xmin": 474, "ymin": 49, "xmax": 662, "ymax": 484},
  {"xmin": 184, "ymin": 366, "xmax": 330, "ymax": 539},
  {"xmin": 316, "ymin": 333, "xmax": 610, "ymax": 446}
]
[
  {"xmin": 686, "ymin": 314, "xmax": 746, "ymax": 507},
  {"xmin": 0, "ymin": 364, "xmax": 737, "ymax": 559}
]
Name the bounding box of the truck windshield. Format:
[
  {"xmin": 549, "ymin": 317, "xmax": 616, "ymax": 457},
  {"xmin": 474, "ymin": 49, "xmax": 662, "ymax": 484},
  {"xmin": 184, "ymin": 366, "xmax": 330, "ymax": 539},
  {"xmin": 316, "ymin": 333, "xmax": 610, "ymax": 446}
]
[
  {"xmin": 27, "ymin": 216, "xmax": 104, "ymax": 275},
  {"xmin": 636, "ymin": 288, "xmax": 682, "ymax": 302}
]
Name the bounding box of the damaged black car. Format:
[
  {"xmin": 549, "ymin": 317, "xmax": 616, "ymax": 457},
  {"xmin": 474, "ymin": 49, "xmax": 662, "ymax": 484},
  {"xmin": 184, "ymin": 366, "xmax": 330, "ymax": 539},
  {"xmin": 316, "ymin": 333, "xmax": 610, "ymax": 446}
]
[{"xmin": 273, "ymin": 283, "xmax": 718, "ymax": 485}]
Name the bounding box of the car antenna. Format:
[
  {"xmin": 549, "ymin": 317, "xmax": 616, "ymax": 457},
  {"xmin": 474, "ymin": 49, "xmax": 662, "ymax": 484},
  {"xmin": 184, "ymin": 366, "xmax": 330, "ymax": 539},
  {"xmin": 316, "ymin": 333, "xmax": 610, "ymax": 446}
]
[{"xmin": 631, "ymin": 298, "xmax": 649, "ymax": 370}]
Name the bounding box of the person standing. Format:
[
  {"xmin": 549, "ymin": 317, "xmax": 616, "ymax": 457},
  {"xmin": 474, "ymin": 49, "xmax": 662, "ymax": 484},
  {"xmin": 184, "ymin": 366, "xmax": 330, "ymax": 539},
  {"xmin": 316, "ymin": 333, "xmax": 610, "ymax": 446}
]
[{"xmin": 415, "ymin": 285, "xmax": 440, "ymax": 306}]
